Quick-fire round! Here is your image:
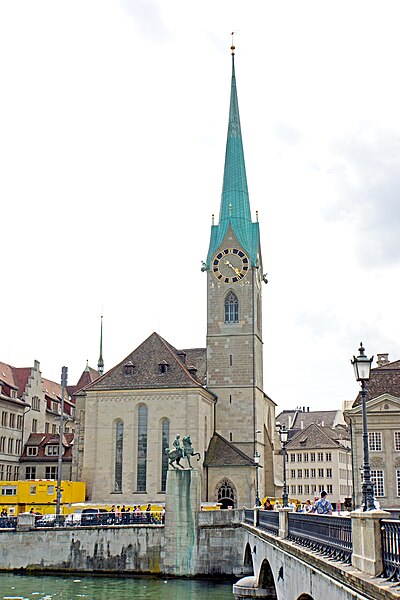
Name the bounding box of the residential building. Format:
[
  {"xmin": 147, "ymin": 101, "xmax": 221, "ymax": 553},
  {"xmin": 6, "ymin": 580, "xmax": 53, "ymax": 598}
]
[{"xmin": 344, "ymin": 353, "xmax": 400, "ymax": 514}]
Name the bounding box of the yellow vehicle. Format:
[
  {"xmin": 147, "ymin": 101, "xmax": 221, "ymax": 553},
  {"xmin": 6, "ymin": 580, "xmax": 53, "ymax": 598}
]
[
  {"xmin": 200, "ymin": 502, "xmax": 222, "ymax": 511},
  {"xmin": 261, "ymin": 496, "xmax": 301, "ymax": 510},
  {"xmin": 0, "ymin": 480, "xmax": 86, "ymax": 515}
]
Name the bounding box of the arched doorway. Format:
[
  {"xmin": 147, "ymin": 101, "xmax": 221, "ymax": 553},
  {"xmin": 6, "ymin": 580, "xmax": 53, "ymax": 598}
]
[
  {"xmin": 258, "ymin": 559, "xmax": 277, "ymax": 599},
  {"xmin": 216, "ymin": 478, "xmax": 236, "ymax": 508}
]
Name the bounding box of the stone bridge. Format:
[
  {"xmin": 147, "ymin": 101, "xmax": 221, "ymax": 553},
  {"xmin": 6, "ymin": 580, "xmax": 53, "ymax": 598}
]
[{"xmin": 234, "ymin": 509, "xmax": 400, "ymax": 600}]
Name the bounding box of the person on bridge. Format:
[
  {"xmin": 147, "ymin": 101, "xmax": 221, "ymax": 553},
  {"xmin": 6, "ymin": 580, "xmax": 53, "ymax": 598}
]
[{"xmin": 312, "ymin": 491, "xmax": 332, "ymax": 515}]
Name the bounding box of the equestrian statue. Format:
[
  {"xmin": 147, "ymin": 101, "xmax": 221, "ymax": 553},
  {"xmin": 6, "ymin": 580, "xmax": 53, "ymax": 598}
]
[{"xmin": 165, "ymin": 434, "xmax": 201, "ymax": 470}]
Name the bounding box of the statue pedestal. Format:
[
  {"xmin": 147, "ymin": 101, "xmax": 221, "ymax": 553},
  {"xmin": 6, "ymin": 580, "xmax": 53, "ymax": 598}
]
[{"xmin": 163, "ymin": 468, "xmax": 200, "ymax": 576}]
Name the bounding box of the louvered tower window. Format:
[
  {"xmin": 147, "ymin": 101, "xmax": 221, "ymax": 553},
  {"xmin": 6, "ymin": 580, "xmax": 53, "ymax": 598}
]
[{"xmin": 225, "ymin": 291, "xmax": 239, "ymax": 323}]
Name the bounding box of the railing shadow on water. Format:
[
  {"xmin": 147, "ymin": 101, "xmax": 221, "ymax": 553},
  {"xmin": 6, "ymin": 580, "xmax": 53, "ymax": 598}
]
[
  {"xmin": 287, "ymin": 513, "xmax": 352, "ymax": 564},
  {"xmin": 381, "ymin": 520, "xmax": 400, "ymax": 582}
]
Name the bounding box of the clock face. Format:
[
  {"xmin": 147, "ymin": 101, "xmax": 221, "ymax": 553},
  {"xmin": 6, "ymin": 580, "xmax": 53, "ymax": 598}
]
[{"xmin": 212, "ymin": 248, "xmax": 249, "ymax": 283}]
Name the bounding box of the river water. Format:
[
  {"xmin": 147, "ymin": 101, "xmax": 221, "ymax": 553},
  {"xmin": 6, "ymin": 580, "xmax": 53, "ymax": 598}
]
[{"xmin": 0, "ymin": 573, "xmax": 234, "ymax": 599}]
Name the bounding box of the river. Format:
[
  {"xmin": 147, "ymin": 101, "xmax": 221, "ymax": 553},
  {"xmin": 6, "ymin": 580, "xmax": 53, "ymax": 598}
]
[{"xmin": 0, "ymin": 573, "xmax": 234, "ymax": 599}]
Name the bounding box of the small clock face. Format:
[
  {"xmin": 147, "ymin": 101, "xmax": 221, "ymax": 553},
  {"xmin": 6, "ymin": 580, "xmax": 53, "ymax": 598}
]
[{"xmin": 212, "ymin": 248, "xmax": 249, "ymax": 283}]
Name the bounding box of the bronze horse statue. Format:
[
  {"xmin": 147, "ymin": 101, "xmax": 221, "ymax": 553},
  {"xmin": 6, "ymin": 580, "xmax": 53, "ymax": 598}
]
[{"xmin": 165, "ymin": 435, "xmax": 201, "ymax": 470}]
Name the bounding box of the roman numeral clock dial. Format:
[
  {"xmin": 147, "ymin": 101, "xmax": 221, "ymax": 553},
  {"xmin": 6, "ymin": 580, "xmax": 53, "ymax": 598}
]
[{"xmin": 212, "ymin": 248, "xmax": 249, "ymax": 283}]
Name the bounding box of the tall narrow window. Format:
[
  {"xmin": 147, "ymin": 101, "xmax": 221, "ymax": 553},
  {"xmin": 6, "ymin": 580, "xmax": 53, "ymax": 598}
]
[
  {"xmin": 114, "ymin": 420, "xmax": 123, "ymax": 492},
  {"xmin": 161, "ymin": 418, "xmax": 170, "ymax": 493},
  {"xmin": 224, "ymin": 292, "xmax": 238, "ymax": 323},
  {"xmin": 137, "ymin": 405, "xmax": 148, "ymax": 492}
]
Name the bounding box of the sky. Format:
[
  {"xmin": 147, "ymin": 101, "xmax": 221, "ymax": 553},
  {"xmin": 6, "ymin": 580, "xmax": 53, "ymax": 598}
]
[{"xmin": 1, "ymin": 0, "xmax": 400, "ymax": 412}]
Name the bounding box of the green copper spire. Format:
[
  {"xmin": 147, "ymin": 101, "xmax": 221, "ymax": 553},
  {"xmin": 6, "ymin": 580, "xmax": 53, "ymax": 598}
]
[
  {"xmin": 206, "ymin": 48, "xmax": 260, "ymax": 268},
  {"xmin": 97, "ymin": 315, "xmax": 104, "ymax": 375}
]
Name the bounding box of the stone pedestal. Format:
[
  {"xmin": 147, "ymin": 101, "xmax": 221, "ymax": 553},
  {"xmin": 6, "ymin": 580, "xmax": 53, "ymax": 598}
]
[
  {"xmin": 163, "ymin": 468, "xmax": 200, "ymax": 576},
  {"xmin": 17, "ymin": 512, "xmax": 36, "ymax": 531},
  {"xmin": 351, "ymin": 509, "xmax": 391, "ymax": 576}
]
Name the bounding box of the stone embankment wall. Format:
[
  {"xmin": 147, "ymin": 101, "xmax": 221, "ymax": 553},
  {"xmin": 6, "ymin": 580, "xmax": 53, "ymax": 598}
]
[
  {"xmin": 0, "ymin": 510, "xmax": 244, "ymax": 576},
  {"xmin": 0, "ymin": 526, "xmax": 164, "ymax": 574},
  {"xmin": 196, "ymin": 509, "xmax": 244, "ymax": 576}
]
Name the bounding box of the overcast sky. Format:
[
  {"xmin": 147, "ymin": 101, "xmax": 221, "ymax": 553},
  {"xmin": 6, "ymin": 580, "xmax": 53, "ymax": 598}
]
[{"xmin": 1, "ymin": 0, "xmax": 400, "ymax": 412}]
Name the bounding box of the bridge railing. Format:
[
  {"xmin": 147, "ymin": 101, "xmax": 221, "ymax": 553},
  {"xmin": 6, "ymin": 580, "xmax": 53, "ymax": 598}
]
[
  {"xmin": 257, "ymin": 510, "xmax": 279, "ymax": 536},
  {"xmin": 381, "ymin": 519, "xmax": 400, "ymax": 581},
  {"xmin": 244, "ymin": 509, "xmax": 254, "ymax": 526},
  {"xmin": 287, "ymin": 513, "xmax": 352, "ymax": 563}
]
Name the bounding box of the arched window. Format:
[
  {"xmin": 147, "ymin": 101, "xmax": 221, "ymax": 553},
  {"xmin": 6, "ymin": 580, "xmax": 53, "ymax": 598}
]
[
  {"xmin": 137, "ymin": 405, "xmax": 148, "ymax": 492},
  {"xmin": 217, "ymin": 478, "xmax": 236, "ymax": 508},
  {"xmin": 225, "ymin": 291, "xmax": 239, "ymax": 323},
  {"xmin": 161, "ymin": 418, "xmax": 170, "ymax": 493},
  {"xmin": 114, "ymin": 420, "xmax": 123, "ymax": 492}
]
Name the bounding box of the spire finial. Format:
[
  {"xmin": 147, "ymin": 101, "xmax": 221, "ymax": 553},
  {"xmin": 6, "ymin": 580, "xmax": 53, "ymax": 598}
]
[
  {"xmin": 97, "ymin": 315, "xmax": 104, "ymax": 375},
  {"xmin": 231, "ymin": 31, "xmax": 235, "ymax": 55}
]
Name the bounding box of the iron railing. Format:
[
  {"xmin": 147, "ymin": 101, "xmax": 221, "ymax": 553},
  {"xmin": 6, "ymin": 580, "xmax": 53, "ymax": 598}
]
[
  {"xmin": 381, "ymin": 520, "xmax": 400, "ymax": 581},
  {"xmin": 244, "ymin": 509, "xmax": 254, "ymax": 526},
  {"xmin": 287, "ymin": 513, "xmax": 352, "ymax": 563},
  {"xmin": 258, "ymin": 510, "xmax": 279, "ymax": 536},
  {"xmin": 0, "ymin": 516, "xmax": 17, "ymax": 530}
]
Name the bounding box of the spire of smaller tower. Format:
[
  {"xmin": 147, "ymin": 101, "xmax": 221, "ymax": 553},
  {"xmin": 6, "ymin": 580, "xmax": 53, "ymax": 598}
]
[{"xmin": 97, "ymin": 315, "xmax": 104, "ymax": 375}]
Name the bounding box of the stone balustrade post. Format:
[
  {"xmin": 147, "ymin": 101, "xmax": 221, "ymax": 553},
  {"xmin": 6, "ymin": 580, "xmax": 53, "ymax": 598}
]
[
  {"xmin": 16, "ymin": 512, "xmax": 36, "ymax": 531},
  {"xmin": 278, "ymin": 507, "xmax": 292, "ymax": 539},
  {"xmin": 351, "ymin": 509, "xmax": 391, "ymax": 576}
]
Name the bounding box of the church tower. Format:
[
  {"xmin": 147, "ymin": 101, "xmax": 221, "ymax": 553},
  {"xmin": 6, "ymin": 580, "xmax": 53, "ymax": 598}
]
[{"xmin": 205, "ymin": 46, "xmax": 275, "ymax": 496}]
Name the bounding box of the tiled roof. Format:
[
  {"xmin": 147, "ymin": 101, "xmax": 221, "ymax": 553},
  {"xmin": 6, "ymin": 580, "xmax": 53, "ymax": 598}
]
[
  {"xmin": 0, "ymin": 362, "xmax": 17, "ymax": 389},
  {"xmin": 353, "ymin": 360, "xmax": 400, "ymax": 407},
  {"xmin": 85, "ymin": 332, "xmax": 209, "ymax": 392},
  {"xmin": 10, "ymin": 367, "xmax": 32, "ymax": 395},
  {"xmin": 286, "ymin": 423, "xmax": 349, "ymax": 451},
  {"xmin": 67, "ymin": 366, "xmax": 100, "ymax": 397},
  {"xmin": 182, "ymin": 348, "xmax": 206, "ymax": 385},
  {"xmin": 204, "ymin": 432, "xmax": 255, "ymax": 467},
  {"xmin": 20, "ymin": 433, "xmax": 74, "ymax": 463}
]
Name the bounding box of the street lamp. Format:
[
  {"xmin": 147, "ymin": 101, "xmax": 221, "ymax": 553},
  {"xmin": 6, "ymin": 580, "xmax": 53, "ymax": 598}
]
[
  {"xmin": 277, "ymin": 423, "xmax": 289, "ymax": 508},
  {"xmin": 56, "ymin": 366, "xmax": 68, "ymax": 524},
  {"xmin": 351, "ymin": 343, "xmax": 375, "ymax": 511},
  {"xmin": 254, "ymin": 451, "xmax": 261, "ymax": 507}
]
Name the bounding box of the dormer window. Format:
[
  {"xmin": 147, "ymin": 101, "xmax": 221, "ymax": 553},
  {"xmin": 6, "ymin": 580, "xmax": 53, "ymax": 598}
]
[
  {"xmin": 159, "ymin": 360, "xmax": 169, "ymax": 374},
  {"xmin": 124, "ymin": 361, "xmax": 135, "ymax": 376},
  {"xmin": 27, "ymin": 446, "xmax": 38, "ymax": 456},
  {"xmin": 46, "ymin": 445, "xmax": 59, "ymax": 456},
  {"xmin": 187, "ymin": 365, "xmax": 197, "ymax": 378}
]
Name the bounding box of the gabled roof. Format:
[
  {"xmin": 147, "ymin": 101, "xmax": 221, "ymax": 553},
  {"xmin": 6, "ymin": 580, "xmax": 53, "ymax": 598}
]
[
  {"xmin": 204, "ymin": 432, "xmax": 255, "ymax": 467},
  {"xmin": 353, "ymin": 359, "xmax": 400, "ymax": 407},
  {"xmin": 286, "ymin": 423, "xmax": 350, "ymax": 451},
  {"xmin": 10, "ymin": 367, "xmax": 32, "ymax": 395},
  {"xmin": 85, "ymin": 332, "xmax": 210, "ymax": 393},
  {"xmin": 67, "ymin": 365, "xmax": 100, "ymax": 397},
  {"xmin": 20, "ymin": 433, "xmax": 74, "ymax": 463},
  {"xmin": 0, "ymin": 362, "xmax": 17, "ymax": 389}
]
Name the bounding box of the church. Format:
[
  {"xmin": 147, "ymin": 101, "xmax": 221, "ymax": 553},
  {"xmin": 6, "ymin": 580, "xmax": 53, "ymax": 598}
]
[{"xmin": 73, "ymin": 47, "xmax": 276, "ymax": 508}]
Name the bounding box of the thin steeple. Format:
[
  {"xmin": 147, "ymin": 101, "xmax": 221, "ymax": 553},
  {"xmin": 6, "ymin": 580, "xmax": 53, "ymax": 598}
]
[
  {"xmin": 97, "ymin": 315, "xmax": 104, "ymax": 375},
  {"xmin": 206, "ymin": 44, "xmax": 260, "ymax": 268}
]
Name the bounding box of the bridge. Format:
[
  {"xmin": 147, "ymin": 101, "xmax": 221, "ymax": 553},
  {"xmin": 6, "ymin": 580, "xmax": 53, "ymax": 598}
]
[
  {"xmin": 1, "ymin": 471, "xmax": 400, "ymax": 600},
  {"xmin": 234, "ymin": 508, "xmax": 400, "ymax": 600}
]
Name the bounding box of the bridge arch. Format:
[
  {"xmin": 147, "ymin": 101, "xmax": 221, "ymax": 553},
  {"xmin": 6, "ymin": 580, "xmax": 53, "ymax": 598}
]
[
  {"xmin": 243, "ymin": 542, "xmax": 253, "ymax": 575},
  {"xmin": 297, "ymin": 595, "xmax": 314, "ymax": 600},
  {"xmin": 257, "ymin": 558, "xmax": 277, "ymax": 599}
]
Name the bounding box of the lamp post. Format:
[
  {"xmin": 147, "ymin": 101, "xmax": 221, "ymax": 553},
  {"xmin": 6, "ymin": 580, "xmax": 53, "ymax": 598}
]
[
  {"xmin": 351, "ymin": 343, "xmax": 375, "ymax": 511},
  {"xmin": 254, "ymin": 451, "xmax": 261, "ymax": 507},
  {"xmin": 56, "ymin": 366, "xmax": 68, "ymax": 524},
  {"xmin": 277, "ymin": 423, "xmax": 289, "ymax": 508}
]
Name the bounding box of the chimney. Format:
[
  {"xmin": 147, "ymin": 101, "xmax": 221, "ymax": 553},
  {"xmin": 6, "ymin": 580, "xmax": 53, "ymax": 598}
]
[{"xmin": 377, "ymin": 353, "xmax": 389, "ymax": 367}]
